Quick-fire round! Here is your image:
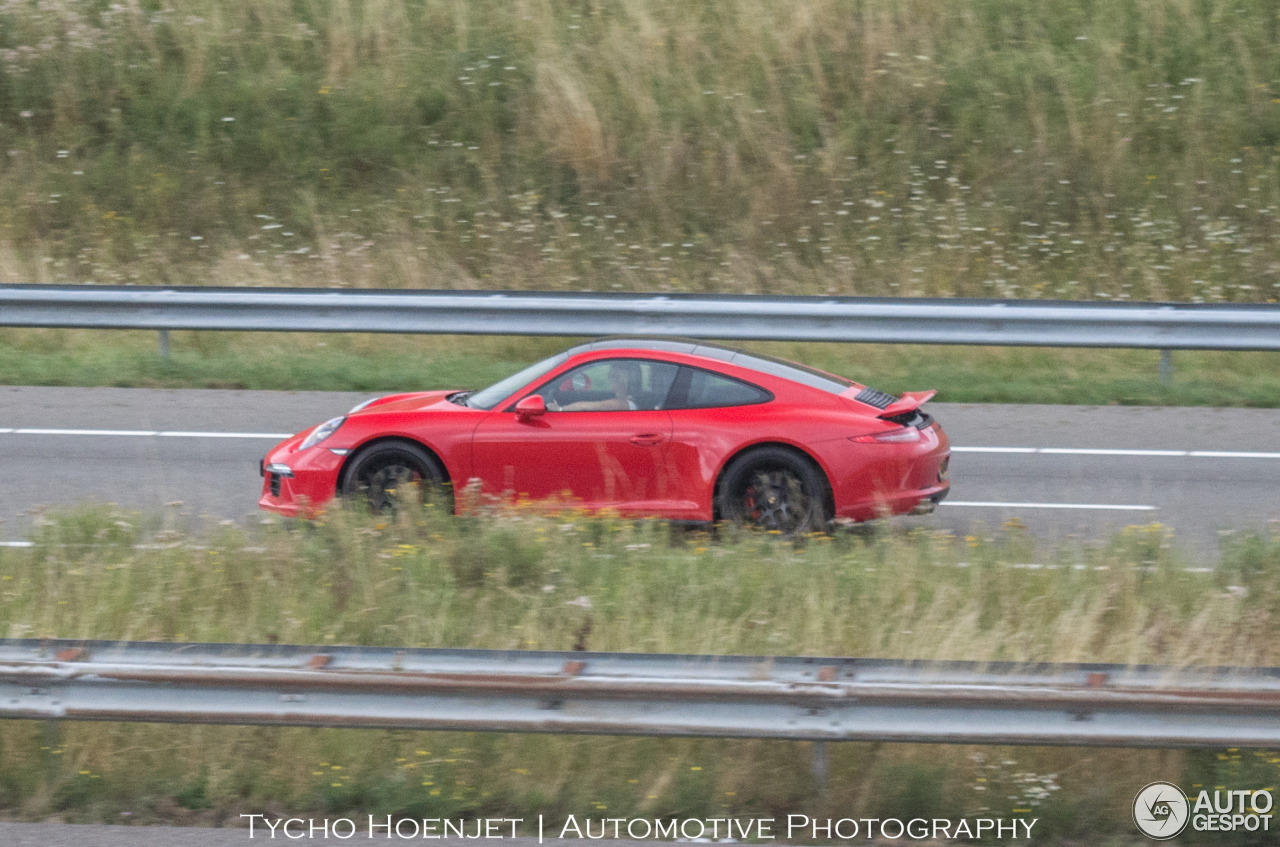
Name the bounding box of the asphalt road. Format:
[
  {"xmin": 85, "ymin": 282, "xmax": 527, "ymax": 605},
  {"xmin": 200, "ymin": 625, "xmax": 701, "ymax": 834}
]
[{"xmin": 1, "ymin": 386, "xmax": 1278, "ymax": 555}]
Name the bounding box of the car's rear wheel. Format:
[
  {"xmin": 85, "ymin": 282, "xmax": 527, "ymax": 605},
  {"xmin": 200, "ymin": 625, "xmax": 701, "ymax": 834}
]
[
  {"xmin": 341, "ymin": 440, "xmax": 450, "ymax": 514},
  {"xmin": 718, "ymin": 447, "xmax": 829, "ymax": 536}
]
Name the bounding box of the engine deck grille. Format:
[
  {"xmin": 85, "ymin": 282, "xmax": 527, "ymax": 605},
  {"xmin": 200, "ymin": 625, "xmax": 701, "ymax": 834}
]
[{"xmin": 854, "ymin": 386, "xmax": 896, "ymax": 409}]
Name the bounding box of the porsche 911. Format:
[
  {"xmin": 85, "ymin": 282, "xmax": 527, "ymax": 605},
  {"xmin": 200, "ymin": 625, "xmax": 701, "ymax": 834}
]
[{"xmin": 259, "ymin": 338, "xmax": 950, "ymax": 534}]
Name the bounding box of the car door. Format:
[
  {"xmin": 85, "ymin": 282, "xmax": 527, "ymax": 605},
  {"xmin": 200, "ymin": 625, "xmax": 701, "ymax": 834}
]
[
  {"xmin": 660, "ymin": 365, "xmax": 777, "ymax": 519},
  {"xmin": 470, "ymin": 358, "xmax": 680, "ymax": 513}
]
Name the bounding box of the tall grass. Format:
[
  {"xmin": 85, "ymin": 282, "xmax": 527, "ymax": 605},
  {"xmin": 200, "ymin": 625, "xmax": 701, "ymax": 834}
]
[
  {"xmin": 6, "ymin": 501, "xmax": 1280, "ymax": 664},
  {"xmin": 2, "ymin": 1, "xmax": 1280, "ymax": 301},
  {"xmin": 1, "ymin": 502, "xmax": 1279, "ymax": 834}
]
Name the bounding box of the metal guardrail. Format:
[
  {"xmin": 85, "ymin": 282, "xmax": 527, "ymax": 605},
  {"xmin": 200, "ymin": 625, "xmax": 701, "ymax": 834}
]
[
  {"xmin": 3, "ymin": 639, "xmax": 1280, "ymax": 747},
  {"xmin": 3, "ymin": 285, "xmax": 1280, "ymax": 350}
]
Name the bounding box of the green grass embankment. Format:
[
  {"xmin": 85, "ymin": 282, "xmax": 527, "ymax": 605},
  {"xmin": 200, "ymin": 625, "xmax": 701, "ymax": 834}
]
[
  {"xmin": 1, "ymin": 1, "xmax": 1280, "ymax": 301},
  {"xmin": 5, "ymin": 329, "xmax": 1280, "ymax": 407}
]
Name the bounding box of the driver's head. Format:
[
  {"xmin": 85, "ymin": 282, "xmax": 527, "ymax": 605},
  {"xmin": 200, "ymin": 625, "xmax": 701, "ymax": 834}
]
[{"xmin": 609, "ymin": 361, "xmax": 641, "ymax": 394}]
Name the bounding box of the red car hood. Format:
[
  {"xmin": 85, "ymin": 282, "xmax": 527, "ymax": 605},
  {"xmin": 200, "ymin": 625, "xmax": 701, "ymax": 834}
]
[{"xmin": 351, "ymin": 390, "xmax": 461, "ymax": 415}]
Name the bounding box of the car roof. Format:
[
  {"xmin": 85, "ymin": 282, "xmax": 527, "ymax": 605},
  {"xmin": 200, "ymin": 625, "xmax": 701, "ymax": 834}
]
[
  {"xmin": 565, "ymin": 337, "xmax": 858, "ymax": 396},
  {"xmin": 566, "ymin": 336, "xmax": 725, "ymax": 357}
]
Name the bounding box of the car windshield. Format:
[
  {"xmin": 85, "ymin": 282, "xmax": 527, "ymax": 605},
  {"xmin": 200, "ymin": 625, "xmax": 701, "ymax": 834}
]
[{"xmin": 465, "ymin": 352, "xmax": 570, "ymax": 410}]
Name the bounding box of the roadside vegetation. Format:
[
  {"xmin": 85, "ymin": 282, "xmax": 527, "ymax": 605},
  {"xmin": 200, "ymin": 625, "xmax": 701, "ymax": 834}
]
[
  {"xmin": 1, "ymin": 0, "xmax": 1280, "ymax": 303},
  {"xmin": 5, "ymin": 328, "xmax": 1280, "ymax": 408},
  {"xmin": 1, "ymin": 501, "xmax": 1278, "ymax": 836}
]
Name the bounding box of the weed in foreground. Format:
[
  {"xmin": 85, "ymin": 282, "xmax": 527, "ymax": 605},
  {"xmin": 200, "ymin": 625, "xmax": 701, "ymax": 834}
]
[{"xmin": 1, "ymin": 503, "xmax": 1279, "ymax": 831}]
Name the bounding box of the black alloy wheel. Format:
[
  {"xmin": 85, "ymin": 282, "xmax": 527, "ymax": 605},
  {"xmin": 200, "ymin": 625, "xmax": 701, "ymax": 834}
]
[
  {"xmin": 340, "ymin": 440, "xmax": 449, "ymax": 513},
  {"xmin": 718, "ymin": 446, "xmax": 829, "ymax": 536}
]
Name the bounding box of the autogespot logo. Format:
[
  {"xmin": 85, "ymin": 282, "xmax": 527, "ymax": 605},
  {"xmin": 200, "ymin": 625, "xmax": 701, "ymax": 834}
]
[{"xmin": 1133, "ymin": 782, "xmax": 1190, "ymax": 840}]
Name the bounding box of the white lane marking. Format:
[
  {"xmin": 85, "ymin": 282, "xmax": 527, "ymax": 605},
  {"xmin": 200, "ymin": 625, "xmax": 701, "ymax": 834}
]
[
  {"xmin": 948, "ymin": 446, "xmax": 1037, "ymax": 454},
  {"xmin": 15, "ymin": 428, "xmax": 158, "ymax": 436},
  {"xmin": 943, "ymin": 500, "xmax": 1157, "ymax": 511},
  {"xmin": 3, "ymin": 428, "xmax": 291, "ymax": 439},
  {"xmin": 0, "ymin": 540, "xmax": 33, "ymax": 547},
  {"xmin": 158, "ymin": 431, "xmax": 294, "ymax": 439},
  {"xmin": 1188, "ymin": 450, "xmax": 1280, "ymax": 459},
  {"xmin": 952, "ymin": 446, "xmax": 1280, "ymax": 459},
  {"xmin": 1039, "ymin": 447, "xmax": 1187, "ymax": 457}
]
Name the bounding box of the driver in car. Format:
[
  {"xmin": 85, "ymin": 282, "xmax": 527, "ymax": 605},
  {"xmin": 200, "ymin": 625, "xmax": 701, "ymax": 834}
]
[{"xmin": 548, "ymin": 361, "xmax": 641, "ymax": 412}]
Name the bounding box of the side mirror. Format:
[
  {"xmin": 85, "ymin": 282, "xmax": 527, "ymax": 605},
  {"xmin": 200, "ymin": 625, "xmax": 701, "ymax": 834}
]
[{"xmin": 514, "ymin": 395, "xmax": 546, "ymax": 419}]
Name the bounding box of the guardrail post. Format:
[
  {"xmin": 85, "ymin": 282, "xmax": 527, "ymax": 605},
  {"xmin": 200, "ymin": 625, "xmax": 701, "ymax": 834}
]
[
  {"xmin": 42, "ymin": 719, "xmax": 61, "ymax": 779},
  {"xmin": 1159, "ymin": 349, "xmax": 1172, "ymax": 384},
  {"xmin": 158, "ymin": 329, "xmax": 170, "ymax": 358},
  {"xmin": 811, "ymin": 741, "xmax": 829, "ymax": 791}
]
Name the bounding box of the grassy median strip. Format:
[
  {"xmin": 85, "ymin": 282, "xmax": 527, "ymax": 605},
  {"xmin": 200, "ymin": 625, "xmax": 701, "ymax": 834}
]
[
  {"xmin": 6, "ymin": 329, "xmax": 1280, "ymax": 407},
  {"xmin": 1, "ymin": 502, "xmax": 1278, "ymax": 832}
]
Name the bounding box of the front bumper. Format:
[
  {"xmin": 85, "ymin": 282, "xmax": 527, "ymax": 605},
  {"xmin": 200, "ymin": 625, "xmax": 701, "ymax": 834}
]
[{"xmin": 258, "ymin": 436, "xmax": 346, "ymax": 517}]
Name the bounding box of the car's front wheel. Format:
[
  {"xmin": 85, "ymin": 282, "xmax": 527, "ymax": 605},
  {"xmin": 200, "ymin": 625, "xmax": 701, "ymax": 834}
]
[
  {"xmin": 340, "ymin": 440, "xmax": 450, "ymax": 513},
  {"xmin": 717, "ymin": 446, "xmax": 829, "ymax": 536}
]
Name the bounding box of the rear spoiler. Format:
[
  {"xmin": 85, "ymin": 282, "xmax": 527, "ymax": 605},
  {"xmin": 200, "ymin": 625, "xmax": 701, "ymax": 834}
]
[{"xmin": 880, "ymin": 390, "xmax": 936, "ymax": 417}]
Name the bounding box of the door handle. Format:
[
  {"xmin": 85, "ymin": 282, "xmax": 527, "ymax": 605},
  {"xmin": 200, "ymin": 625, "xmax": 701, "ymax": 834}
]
[{"xmin": 629, "ymin": 433, "xmax": 665, "ymax": 446}]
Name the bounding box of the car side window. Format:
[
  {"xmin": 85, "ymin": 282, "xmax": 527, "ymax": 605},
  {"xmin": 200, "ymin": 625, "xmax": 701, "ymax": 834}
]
[
  {"xmin": 530, "ymin": 359, "xmax": 680, "ymax": 411},
  {"xmin": 665, "ymin": 366, "xmax": 772, "ymax": 410}
]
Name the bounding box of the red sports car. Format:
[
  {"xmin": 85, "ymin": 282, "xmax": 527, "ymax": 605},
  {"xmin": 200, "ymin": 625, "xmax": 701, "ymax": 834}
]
[{"xmin": 259, "ymin": 339, "xmax": 950, "ymax": 533}]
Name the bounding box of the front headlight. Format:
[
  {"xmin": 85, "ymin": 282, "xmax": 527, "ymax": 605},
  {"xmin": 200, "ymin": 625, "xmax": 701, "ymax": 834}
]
[{"xmin": 299, "ymin": 416, "xmax": 346, "ymax": 450}]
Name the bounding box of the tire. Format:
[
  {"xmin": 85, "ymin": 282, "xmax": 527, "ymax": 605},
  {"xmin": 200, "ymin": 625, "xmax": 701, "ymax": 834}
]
[
  {"xmin": 717, "ymin": 447, "xmax": 829, "ymax": 536},
  {"xmin": 340, "ymin": 440, "xmax": 450, "ymax": 514}
]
